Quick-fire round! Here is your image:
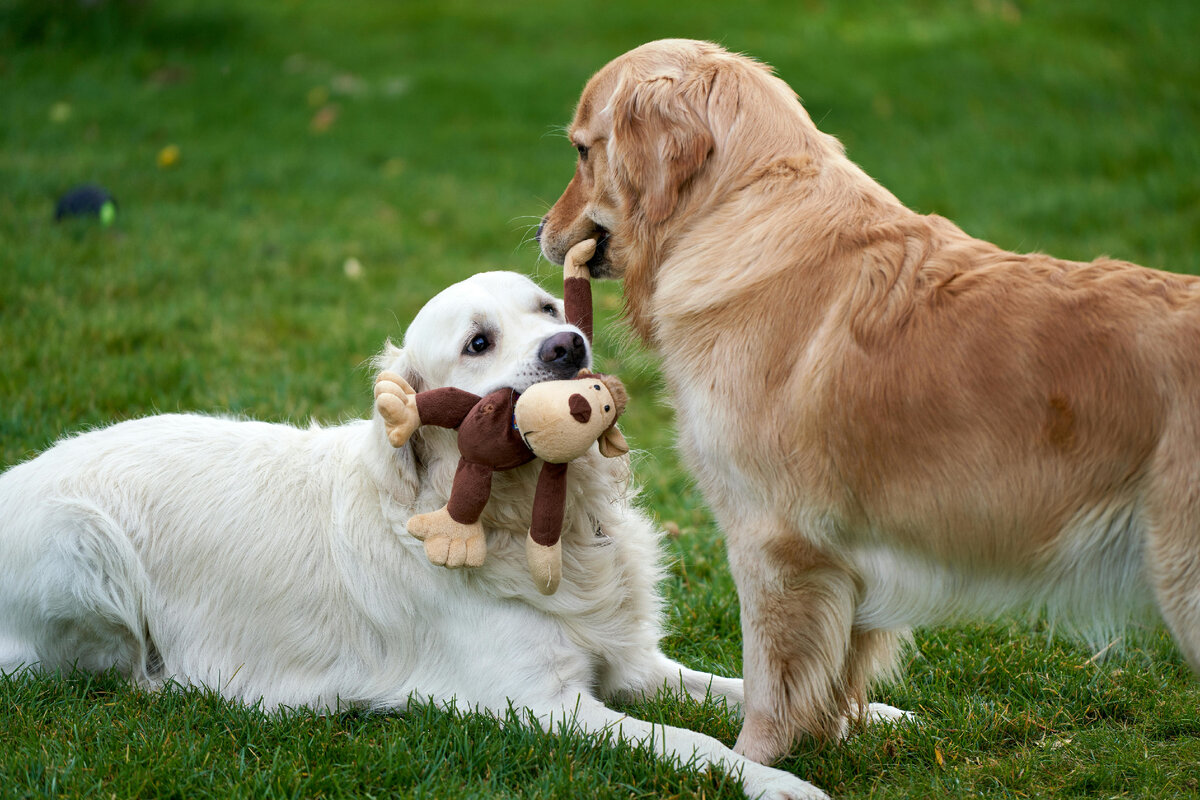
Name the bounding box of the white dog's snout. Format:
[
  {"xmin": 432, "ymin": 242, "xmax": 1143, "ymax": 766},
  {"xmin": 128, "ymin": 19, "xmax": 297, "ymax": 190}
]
[{"xmin": 538, "ymin": 330, "xmax": 590, "ymax": 378}]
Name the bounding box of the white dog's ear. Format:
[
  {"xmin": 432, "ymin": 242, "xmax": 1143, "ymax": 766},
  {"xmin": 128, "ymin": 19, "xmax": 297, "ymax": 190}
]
[
  {"xmin": 611, "ymin": 69, "xmax": 715, "ymax": 224},
  {"xmin": 372, "ymin": 339, "xmax": 426, "ymax": 393}
]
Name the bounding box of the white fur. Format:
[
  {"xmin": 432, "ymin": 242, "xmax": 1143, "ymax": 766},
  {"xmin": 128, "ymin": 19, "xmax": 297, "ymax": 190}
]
[
  {"xmin": 0, "ymin": 271, "xmax": 829, "ymax": 800},
  {"xmin": 852, "ymin": 502, "xmax": 1157, "ymax": 647}
]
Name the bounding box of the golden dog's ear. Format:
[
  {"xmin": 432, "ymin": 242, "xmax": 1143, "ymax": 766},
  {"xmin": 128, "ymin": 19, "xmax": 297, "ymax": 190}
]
[{"xmin": 611, "ymin": 71, "xmax": 715, "ymax": 224}]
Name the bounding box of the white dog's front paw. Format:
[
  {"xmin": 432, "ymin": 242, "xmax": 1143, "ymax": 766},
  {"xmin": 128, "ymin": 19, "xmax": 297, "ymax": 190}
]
[
  {"xmin": 742, "ymin": 770, "xmax": 829, "ymax": 800},
  {"xmin": 834, "ymin": 701, "xmax": 916, "ymax": 741},
  {"xmin": 864, "ymin": 701, "xmax": 915, "ymax": 726}
]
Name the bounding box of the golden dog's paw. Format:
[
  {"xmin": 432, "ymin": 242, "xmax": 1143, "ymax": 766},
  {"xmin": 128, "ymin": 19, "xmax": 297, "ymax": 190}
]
[{"xmin": 374, "ymin": 370, "xmax": 419, "ymax": 447}]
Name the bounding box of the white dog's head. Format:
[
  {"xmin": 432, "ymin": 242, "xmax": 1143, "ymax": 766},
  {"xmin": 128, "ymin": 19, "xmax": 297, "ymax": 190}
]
[{"xmin": 378, "ymin": 271, "xmax": 591, "ymax": 395}]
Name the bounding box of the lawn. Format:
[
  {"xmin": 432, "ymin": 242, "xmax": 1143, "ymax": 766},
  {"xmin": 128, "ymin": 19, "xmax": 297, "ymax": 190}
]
[{"xmin": 2, "ymin": 0, "xmax": 1200, "ymax": 797}]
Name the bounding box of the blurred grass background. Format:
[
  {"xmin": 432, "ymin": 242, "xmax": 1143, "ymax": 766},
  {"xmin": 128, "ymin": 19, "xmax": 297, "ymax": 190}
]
[{"xmin": 2, "ymin": 0, "xmax": 1199, "ymax": 797}]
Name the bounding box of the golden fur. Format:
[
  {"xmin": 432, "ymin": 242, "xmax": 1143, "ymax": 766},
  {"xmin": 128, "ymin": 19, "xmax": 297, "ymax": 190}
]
[{"xmin": 539, "ymin": 38, "xmax": 1200, "ymax": 765}]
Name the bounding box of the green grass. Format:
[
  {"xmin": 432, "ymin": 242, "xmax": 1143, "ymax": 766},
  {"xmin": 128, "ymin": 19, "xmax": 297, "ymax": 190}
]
[{"xmin": 3, "ymin": 0, "xmax": 1200, "ymax": 797}]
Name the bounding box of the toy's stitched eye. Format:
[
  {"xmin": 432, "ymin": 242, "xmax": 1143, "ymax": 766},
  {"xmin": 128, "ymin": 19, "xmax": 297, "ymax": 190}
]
[
  {"xmin": 604, "ymin": 405, "xmax": 611, "ymax": 412},
  {"xmin": 576, "ymin": 143, "xmax": 589, "ymax": 161},
  {"xmin": 464, "ymin": 334, "xmax": 491, "ymax": 355}
]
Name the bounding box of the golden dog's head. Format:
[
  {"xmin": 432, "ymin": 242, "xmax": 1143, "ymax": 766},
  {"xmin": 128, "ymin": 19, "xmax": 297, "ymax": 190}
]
[
  {"xmin": 539, "ymin": 39, "xmax": 724, "ymax": 280},
  {"xmin": 538, "ymin": 39, "xmax": 837, "ymax": 316}
]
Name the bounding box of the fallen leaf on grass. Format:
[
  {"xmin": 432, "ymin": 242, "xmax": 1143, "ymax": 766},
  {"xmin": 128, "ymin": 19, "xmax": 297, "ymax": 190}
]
[
  {"xmin": 310, "ymin": 105, "xmax": 339, "ymax": 133},
  {"xmin": 157, "ymin": 144, "xmax": 180, "ymax": 168}
]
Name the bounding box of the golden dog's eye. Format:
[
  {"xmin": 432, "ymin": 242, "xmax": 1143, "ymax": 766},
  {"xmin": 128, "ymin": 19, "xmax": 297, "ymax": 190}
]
[{"xmin": 576, "ymin": 143, "xmax": 589, "ymax": 161}]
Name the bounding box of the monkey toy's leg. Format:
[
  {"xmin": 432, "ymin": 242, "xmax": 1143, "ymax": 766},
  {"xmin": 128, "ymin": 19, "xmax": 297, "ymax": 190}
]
[
  {"xmin": 526, "ymin": 462, "xmax": 569, "ymax": 595},
  {"xmin": 407, "ymin": 459, "xmax": 490, "ymax": 569}
]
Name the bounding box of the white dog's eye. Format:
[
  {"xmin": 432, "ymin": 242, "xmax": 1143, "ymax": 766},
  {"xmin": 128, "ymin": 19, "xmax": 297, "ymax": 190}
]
[
  {"xmin": 464, "ymin": 333, "xmax": 491, "ymax": 355},
  {"xmin": 542, "ymin": 303, "xmax": 558, "ymax": 317}
]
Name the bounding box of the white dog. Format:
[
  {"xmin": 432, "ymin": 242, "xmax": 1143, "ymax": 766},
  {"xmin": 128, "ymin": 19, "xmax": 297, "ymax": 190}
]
[{"xmin": 0, "ymin": 270, "xmax": 859, "ymax": 800}]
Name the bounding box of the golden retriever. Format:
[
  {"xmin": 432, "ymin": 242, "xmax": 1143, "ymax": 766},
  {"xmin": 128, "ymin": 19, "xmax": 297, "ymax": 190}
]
[{"xmin": 539, "ymin": 38, "xmax": 1200, "ymax": 765}]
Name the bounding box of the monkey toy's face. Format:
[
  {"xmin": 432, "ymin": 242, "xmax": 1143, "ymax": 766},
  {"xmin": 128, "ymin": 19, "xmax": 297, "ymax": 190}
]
[{"xmin": 514, "ymin": 377, "xmax": 624, "ymax": 464}]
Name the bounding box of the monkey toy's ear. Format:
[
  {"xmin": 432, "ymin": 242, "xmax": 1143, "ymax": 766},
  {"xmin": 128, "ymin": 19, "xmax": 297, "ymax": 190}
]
[{"xmin": 598, "ymin": 425, "xmax": 629, "ymax": 458}]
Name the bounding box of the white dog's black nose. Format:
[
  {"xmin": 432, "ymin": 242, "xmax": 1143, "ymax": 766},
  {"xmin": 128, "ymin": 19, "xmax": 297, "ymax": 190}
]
[{"xmin": 539, "ymin": 331, "xmax": 587, "ymax": 371}]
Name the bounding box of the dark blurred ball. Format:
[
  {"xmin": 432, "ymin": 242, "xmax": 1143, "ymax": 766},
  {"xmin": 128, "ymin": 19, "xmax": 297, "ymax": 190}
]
[{"xmin": 55, "ymin": 185, "xmax": 117, "ymax": 225}]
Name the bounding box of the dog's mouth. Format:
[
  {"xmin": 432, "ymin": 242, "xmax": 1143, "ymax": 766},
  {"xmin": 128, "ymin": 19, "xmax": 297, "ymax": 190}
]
[
  {"xmin": 590, "ymin": 228, "xmax": 611, "ymax": 266},
  {"xmin": 582, "ymin": 227, "xmax": 615, "ymax": 278},
  {"xmin": 493, "ymin": 359, "xmax": 588, "ymax": 396}
]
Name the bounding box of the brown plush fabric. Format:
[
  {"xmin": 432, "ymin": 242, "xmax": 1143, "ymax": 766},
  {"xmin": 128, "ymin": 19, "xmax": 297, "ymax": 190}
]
[
  {"xmin": 414, "ymin": 387, "xmax": 536, "ymax": 525},
  {"xmin": 415, "ymin": 387, "xmax": 485, "ymax": 429},
  {"xmin": 455, "ymin": 389, "xmax": 533, "ymax": 471},
  {"xmin": 416, "ymin": 387, "xmax": 533, "ymax": 471},
  {"xmin": 564, "ymin": 276, "xmax": 593, "ymax": 342},
  {"xmin": 530, "ymin": 462, "xmax": 569, "ymax": 546},
  {"xmin": 446, "ymin": 460, "xmax": 495, "ymax": 525}
]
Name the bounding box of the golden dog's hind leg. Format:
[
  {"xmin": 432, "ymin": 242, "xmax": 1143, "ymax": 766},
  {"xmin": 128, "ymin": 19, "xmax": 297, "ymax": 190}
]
[
  {"xmin": 1145, "ymin": 504, "xmax": 1200, "ymax": 673},
  {"xmin": 727, "ymin": 521, "xmax": 859, "ymax": 764},
  {"xmin": 1141, "ymin": 433, "xmax": 1200, "ymax": 673}
]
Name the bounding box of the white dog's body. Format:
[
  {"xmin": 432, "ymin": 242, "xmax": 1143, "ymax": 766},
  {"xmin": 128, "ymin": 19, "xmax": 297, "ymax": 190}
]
[{"xmin": 0, "ymin": 271, "xmax": 835, "ymax": 800}]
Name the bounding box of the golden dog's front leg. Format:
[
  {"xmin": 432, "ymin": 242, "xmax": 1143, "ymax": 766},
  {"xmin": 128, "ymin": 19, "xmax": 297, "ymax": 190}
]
[{"xmin": 727, "ymin": 522, "xmax": 859, "ymax": 763}]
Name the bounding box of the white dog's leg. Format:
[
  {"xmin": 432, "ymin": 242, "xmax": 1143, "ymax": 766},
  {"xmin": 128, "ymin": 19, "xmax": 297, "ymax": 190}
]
[
  {"xmin": 36, "ymin": 499, "xmax": 154, "ymax": 676},
  {"xmin": 400, "ymin": 609, "xmax": 824, "ymax": 799},
  {"xmin": 545, "ymin": 695, "xmax": 829, "ymax": 800},
  {"xmin": 0, "ymin": 497, "xmax": 152, "ymax": 678},
  {"xmin": 0, "ymin": 633, "xmax": 38, "ymax": 675},
  {"xmin": 603, "ymin": 652, "xmax": 744, "ymax": 707}
]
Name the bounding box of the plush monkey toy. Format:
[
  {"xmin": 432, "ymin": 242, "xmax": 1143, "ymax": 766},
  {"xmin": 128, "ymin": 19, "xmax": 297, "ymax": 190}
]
[{"xmin": 375, "ymin": 239, "xmax": 628, "ymax": 594}]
